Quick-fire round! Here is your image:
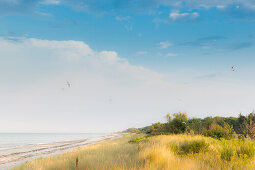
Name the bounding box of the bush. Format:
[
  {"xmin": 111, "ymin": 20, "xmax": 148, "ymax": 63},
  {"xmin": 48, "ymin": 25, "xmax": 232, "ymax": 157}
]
[
  {"xmin": 180, "ymin": 140, "xmax": 208, "ymax": 154},
  {"xmin": 204, "ymin": 122, "xmax": 234, "ymax": 140},
  {"xmin": 147, "ymin": 122, "xmax": 168, "ymax": 135},
  {"xmin": 128, "ymin": 137, "xmax": 148, "ymax": 144},
  {"xmin": 167, "ymin": 118, "xmax": 187, "ymax": 134},
  {"xmin": 205, "ymin": 128, "xmax": 226, "ymax": 139},
  {"xmin": 169, "ymin": 139, "xmax": 208, "ymax": 155},
  {"xmin": 168, "ymin": 143, "xmax": 179, "ymax": 153},
  {"xmin": 187, "ymin": 118, "xmax": 203, "ymax": 134}
]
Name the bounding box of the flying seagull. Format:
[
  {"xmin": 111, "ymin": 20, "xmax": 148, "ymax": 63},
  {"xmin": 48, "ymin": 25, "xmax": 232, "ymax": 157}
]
[
  {"xmin": 232, "ymin": 66, "xmax": 235, "ymax": 71},
  {"xmin": 67, "ymin": 81, "xmax": 71, "ymax": 87}
]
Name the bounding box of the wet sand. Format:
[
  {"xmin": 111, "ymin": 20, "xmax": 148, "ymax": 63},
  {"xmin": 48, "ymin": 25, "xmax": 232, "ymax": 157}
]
[{"xmin": 0, "ymin": 133, "xmax": 121, "ymax": 169}]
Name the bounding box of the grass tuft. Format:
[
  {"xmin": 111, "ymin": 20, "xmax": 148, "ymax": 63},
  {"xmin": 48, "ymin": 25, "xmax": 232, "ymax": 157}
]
[{"xmin": 128, "ymin": 137, "xmax": 148, "ymax": 144}]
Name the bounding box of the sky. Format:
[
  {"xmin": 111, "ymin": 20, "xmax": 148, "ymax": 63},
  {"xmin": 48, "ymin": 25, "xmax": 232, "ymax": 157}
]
[{"xmin": 0, "ymin": 0, "xmax": 255, "ymax": 133}]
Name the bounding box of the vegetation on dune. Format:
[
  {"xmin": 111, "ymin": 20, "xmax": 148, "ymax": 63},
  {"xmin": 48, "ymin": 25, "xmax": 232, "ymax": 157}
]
[
  {"xmin": 15, "ymin": 112, "xmax": 255, "ymax": 170},
  {"xmin": 128, "ymin": 137, "xmax": 148, "ymax": 144},
  {"xmin": 15, "ymin": 134, "xmax": 255, "ymax": 170},
  {"xmin": 143, "ymin": 112, "xmax": 255, "ymax": 140}
]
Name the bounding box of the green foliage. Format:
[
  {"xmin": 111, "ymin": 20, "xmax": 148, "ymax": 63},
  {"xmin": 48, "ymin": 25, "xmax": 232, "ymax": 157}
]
[
  {"xmin": 238, "ymin": 112, "xmax": 255, "ymax": 139},
  {"xmin": 164, "ymin": 112, "xmax": 188, "ymax": 134},
  {"xmin": 123, "ymin": 128, "xmax": 141, "ymax": 133},
  {"xmin": 224, "ymin": 117, "xmax": 239, "ymax": 133},
  {"xmin": 167, "ymin": 118, "xmax": 187, "ymax": 134},
  {"xmin": 147, "ymin": 113, "xmax": 188, "ymax": 135},
  {"xmin": 220, "ymin": 139, "xmax": 255, "ymax": 162},
  {"xmin": 202, "ymin": 117, "xmax": 214, "ymax": 129},
  {"xmin": 204, "ymin": 122, "xmax": 235, "ymax": 140},
  {"xmin": 144, "ymin": 112, "xmax": 255, "ymax": 140},
  {"xmin": 165, "ymin": 113, "xmax": 171, "ymax": 122},
  {"xmin": 179, "ymin": 140, "xmax": 208, "ymax": 155},
  {"xmin": 168, "ymin": 143, "xmax": 179, "ymax": 153},
  {"xmin": 128, "ymin": 137, "xmax": 148, "ymax": 144},
  {"xmin": 173, "ymin": 112, "xmax": 188, "ymax": 121},
  {"xmin": 147, "ymin": 122, "xmax": 167, "ymax": 135},
  {"xmin": 169, "ymin": 139, "xmax": 208, "ymax": 155},
  {"xmin": 188, "ymin": 118, "xmax": 203, "ymax": 134}
]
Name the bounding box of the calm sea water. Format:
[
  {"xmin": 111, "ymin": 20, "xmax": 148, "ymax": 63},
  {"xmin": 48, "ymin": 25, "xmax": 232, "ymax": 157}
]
[{"xmin": 0, "ymin": 133, "xmax": 108, "ymax": 149}]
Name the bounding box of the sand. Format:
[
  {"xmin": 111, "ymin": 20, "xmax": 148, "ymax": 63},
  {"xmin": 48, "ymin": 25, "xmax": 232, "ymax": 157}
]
[{"xmin": 0, "ymin": 133, "xmax": 121, "ymax": 169}]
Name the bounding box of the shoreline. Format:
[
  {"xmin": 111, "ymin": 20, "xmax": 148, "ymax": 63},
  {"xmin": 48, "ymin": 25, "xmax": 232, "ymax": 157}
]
[{"xmin": 0, "ymin": 133, "xmax": 122, "ymax": 170}]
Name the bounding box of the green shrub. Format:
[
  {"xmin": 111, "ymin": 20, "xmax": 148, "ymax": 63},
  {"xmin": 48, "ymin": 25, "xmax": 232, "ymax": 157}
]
[
  {"xmin": 205, "ymin": 128, "xmax": 226, "ymax": 139},
  {"xmin": 167, "ymin": 118, "xmax": 187, "ymax": 134},
  {"xmin": 204, "ymin": 122, "xmax": 234, "ymax": 140},
  {"xmin": 180, "ymin": 140, "xmax": 208, "ymax": 154},
  {"xmin": 168, "ymin": 143, "xmax": 179, "ymax": 153},
  {"xmin": 169, "ymin": 139, "xmax": 208, "ymax": 155},
  {"xmin": 128, "ymin": 137, "xmax": 148, "ymax": 144}
]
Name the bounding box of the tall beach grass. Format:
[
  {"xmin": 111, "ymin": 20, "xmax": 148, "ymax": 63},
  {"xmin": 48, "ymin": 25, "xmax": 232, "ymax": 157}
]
[{"xmin": 15, "ymin": 134, "xmax": 255, "ymax": 170}]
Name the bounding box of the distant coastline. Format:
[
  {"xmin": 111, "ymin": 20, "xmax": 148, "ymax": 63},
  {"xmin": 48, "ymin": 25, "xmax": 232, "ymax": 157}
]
[{"xmin": 0, "ymin": 133, "xmax": 108, "ymax": 149}]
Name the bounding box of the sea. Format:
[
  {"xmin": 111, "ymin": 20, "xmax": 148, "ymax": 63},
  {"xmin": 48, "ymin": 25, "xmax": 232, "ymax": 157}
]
[{"xmin": 0, "ymin": 133, "xmax": 108, "ymax": 150}]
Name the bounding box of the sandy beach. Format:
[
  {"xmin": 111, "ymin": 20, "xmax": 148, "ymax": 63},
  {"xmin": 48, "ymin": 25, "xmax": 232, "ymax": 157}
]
[{"xmin": 0, "ymin": 133, "xmax": 121, "ymax": 170}]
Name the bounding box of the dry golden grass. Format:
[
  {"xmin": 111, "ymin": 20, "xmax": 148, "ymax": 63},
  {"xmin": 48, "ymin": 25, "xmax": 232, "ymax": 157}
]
[
  {"xmin": 15, "ymin": 134, "xmax": 144, "ymax": 170},
  {"xmin": 15, "ymin": 134, "xmax": 255, "ymax": 170}
]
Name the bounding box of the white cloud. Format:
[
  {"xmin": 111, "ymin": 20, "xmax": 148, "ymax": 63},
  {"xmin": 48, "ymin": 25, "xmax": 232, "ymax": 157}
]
[
  {"xmin": 0, "ymin": 37, "xmax": 166, "ymax": 132},
  {"xmin": 0, "ymin": 37, "xmax": 255, "ymax": 133},
  {"xmin": 216, "ymin": 5, "xmax": 226, "ymax": 9},
  {"xmin": 169, "ymin": 10, "xmax": 199, "ymax": 21},
  {"xmin": 41, "ymin": 0, "xmax": 61, "ymax": 5},
  {"xmin": 165, "ymin": 53, "xmax": 179, "ymax": 57},
  {"xmin": 115, "ymin": 16, "xmax": 130, "ymax": 21},
  {"xmin": 159, "ymin": 41, "xmax": 172, "ymax": 49}
]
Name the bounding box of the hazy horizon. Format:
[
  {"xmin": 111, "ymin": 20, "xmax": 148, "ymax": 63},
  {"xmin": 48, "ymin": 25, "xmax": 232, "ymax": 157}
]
[{"xmin": 1, "ymin": 0, "xmax": 255, "ymax": 133}]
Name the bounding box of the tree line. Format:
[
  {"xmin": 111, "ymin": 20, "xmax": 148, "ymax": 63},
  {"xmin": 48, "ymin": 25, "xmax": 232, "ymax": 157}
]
[{"xmin": 133, "ymin": 112, "xmax": 255, "ymax": 140}]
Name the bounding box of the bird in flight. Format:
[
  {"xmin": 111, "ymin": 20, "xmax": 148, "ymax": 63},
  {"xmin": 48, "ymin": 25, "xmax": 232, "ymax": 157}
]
[
  {"xmin": 67, "ymin": 81, "xmax": 71, "ymax": 87},
  {"xmin": 231, "ymin": 66, "xmax": 235, "ymax": 71}
]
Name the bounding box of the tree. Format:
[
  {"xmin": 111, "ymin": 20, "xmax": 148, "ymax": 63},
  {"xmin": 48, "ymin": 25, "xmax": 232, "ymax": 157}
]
[
  {"xmin": 188, "ymin": 118, "xmax": 203, "ymax": 134},
  {"xmin": 239, "ymin": 112, "xmax": 255, "ymax": 139},
  {"xmin": 166, "ymin": 112, "xmax": 188, "ymax": 134},
  {"xmin": 173, "ymin": 112, "xmax": 187, "ymax": 121}
]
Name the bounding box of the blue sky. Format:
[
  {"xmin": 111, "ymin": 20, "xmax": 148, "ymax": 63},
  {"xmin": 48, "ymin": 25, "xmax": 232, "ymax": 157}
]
[{"xmin": 0, "ymin": 0, "xmax": 255, "ymax": 132}]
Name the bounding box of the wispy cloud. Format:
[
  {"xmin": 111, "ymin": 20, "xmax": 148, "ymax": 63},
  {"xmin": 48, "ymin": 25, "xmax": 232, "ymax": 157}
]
[
  {"xmin": 115, "ymin": 15, "xmax": 133, "ymax": 31},
  {"xmin": 115, "ymin": 16, "xmax": 131, "ymax": 21},
  {"xmin": 124, "ymin": 24, "xmax": 133, "ymax": 31},
  {"xmin": 216, "ymin": 5, "xmax": 226, "ymax": 9},
  {"xmin": 165, "ymin": 53, "xmax": 179, "ymax": 57},
  {"xmin": 193, "ymin": 73, "xmax": 220, "ymax": 80},
  {"xmin": 136, "ymin": 51, "xmax": 148, "ymax": 55},
  {"xmin": 169, "ymin": 10, "xmax": 199, "ymax": 22},
  {"xmin": 41, "ymin": 0, "xmax": 61, "ymax": 5},
  {"xmin": 220, "ymin": 4, "xmax": 255, "ymax": 20},
  {"xmin": 179, "ymin": 36, "xmax": 227, "ymax": 47},
  {"xmin": 1, "ymin": 0, "xmax": 255, "ymax": 21},
  {"xmin": 0, "ymin": 0, "xmax": 38, "ymax": 14},
  {"xmin": 230, "ymin": 42, "xmax": 253, "ymax": 50},
  {"xmin": 159, "ymin": 41, "xmax": 172, "ymax": 49}
]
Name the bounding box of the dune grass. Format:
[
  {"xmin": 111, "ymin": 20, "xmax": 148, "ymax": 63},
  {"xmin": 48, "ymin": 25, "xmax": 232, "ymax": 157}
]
[{"xmin": 15, "ymin": 134, "xmax": 255, "ymax": 170}]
